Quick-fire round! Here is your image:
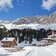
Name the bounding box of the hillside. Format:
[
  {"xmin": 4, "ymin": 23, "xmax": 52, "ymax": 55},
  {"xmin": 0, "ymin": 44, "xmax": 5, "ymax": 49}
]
[
  {"xmin": 0, "ymin": 12, "xmax": 56, "ymax": 30},
  {"xmin": 0, "ymin": 12, "xmax": 56, "ymax": 25},
  {"xmin": 12, "ymin": 12, "xmax": 56, "ymax": 24}
]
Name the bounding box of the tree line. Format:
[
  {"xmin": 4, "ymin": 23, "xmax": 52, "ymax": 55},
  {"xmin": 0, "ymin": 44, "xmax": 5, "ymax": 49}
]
[{"xmin": 0, "ymin": 27, "xmax": 53, "ymax": 44}]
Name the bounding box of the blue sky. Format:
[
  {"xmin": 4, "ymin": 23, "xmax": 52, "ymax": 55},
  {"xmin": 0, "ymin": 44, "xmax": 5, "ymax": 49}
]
[{"xmin": 0, "ymin": 0, "xmax": 56, "ymax": 21}]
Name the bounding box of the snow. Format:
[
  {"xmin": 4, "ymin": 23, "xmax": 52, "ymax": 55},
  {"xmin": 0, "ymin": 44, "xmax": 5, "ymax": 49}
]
[
  {"xmin": 11, "ymin": 44, "xmax": 56, "ymax": 56},
  {"xmin": 1, "ymin": 37, "xmax": 15, "ymax": 41},
  {"xmin": 0, "ymin": 48, "xmax": 9, "ymax": 54},
  {"xmin": 15, "ymin": 23, "xmax": 40, "ymax": 30},
  {"xmin": 1, "ymin": 23, "xmax": 56, "ymax": 55},
  {"xmin": 8, "ymin": 44, "xmax": 56, "ymax": 56},
  {"xmin": 0, "ymin": 24, "xmax": 4, "ymax": 28},
  {"xmin": 3, "ymin": 23, "xmax": 16, "ymax": 30},
  {"xmin": 1, "ymin": 23, "xmax": 56, "ymax": 30},
  {"xmin": 13, "ymin": 23, "xmax": 56, "ymax": 30},
  {"xmin": 16, "ymin": 38, "xmax": 41, "ymax": 47},
  {"xmin": 0, "ymin": 42, "xmax": 56, "ymax": 56}
]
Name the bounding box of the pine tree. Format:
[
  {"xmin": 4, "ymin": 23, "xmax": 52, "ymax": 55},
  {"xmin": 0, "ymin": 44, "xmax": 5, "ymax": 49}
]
[{"xmin": 29, "ymin": 35, "xmax": 33, "ymax": 44}]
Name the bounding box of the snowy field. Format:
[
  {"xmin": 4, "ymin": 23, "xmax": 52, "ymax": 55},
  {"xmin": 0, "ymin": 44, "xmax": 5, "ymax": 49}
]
[
  {"xmin": 0, "ymin": 38, "xmax": 56, "ymax": 56},
  {"xmin": 2, "ymin": 23, "xmax": 56, "ymax": 30}
]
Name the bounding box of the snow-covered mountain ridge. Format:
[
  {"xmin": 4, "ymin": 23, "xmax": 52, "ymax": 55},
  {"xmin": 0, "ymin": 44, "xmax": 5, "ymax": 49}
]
[
  {"xmin": 0, "ymin": 12, "xmax": 56, "ymax": 30},
  {"xmin": 12, "ymin": 12, "xmax": 56, "ymax": 24},
  {"xmin": 0, "ymin": 12, "xmax": 56, "ymax": 24},
  {"xmin": 1, "ymin": 23, "xmax": 56, "ymax": 30}
]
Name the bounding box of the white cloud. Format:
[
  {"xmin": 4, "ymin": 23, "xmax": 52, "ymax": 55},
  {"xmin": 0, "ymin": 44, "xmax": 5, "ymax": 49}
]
[
  {"xmin": 0, "ymin": 0, "xmax": 13, "ymax": 10},
  {"xmin": 41, "ymin": 0, "xmax": 56, "ymax": 10},
  {"xmin": 17, "ymin": 0, "xmax": 24, "ymax": 6}
]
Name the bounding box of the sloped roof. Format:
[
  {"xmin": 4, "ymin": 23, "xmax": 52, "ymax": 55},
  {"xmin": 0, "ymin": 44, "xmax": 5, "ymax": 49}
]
[{"xmin": 2, "ymin": 37, "xmax": 15, "ymax": 41}]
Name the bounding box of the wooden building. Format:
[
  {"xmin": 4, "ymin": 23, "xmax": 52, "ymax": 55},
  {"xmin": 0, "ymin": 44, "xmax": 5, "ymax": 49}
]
[
  {"xmin": 1, "ymin": 37, "xmax": 16, "ymax": 47},
  {"xmin": 43, "ymin": 37, "xmax": 56, "ymax": 45},
  {"xmin": 48, "ymin": 31, "xmax": 56, "ymax": 38},
  {"xmin": 43, "ymin": 38, "xmax": 53, "ymax": 43}
]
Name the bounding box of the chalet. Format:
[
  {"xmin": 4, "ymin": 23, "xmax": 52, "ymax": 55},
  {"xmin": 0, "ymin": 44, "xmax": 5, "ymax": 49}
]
[
  {"xmin": 48, "ymin": 31, "xmax": 56, "ymax": 38},
  {"xmin": 43, "ymin": 38, "xmax": 53, "ymax": 44},
  {"xmin": 43, "ymin": 37, "xmax": 56, "ymax": 45},
  {"xmin": 1, "ymin": 37, "xmax": 16, "ymax": 47},
  {"xmin": 42, "ymin": 31, "xmax": 56, "ymax": 45}
]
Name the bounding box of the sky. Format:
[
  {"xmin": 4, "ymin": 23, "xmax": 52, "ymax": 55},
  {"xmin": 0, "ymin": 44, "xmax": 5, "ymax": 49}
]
[{"xmin": 0, "ymin": 0, "xmax": 56, "ymax": 21}]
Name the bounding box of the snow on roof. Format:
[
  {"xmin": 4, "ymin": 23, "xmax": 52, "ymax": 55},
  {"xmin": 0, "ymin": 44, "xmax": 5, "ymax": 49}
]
[
  {"xmin": 2, "ymin": 37, "xmax": 15, "ymax": 41},
  {"xmin": 43, "ymin": 38, "xmax": 52, "ymax": 40}
]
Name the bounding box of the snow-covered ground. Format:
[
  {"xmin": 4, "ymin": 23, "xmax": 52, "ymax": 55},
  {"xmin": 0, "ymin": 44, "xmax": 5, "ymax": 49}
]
[
  {"xmin": 0, "ymin": 23, "xmax": 56, "ymax": 56},
  {"xmin": 0, "ymin": 43, "xmax": 56, "ymax": 56},
  {"xmin": 3, "ymin": 23, "xmax": 16, "ymax": 30},
  {"xmin": 16, "ymin": 38, "xmax": 41, "ymax": 47},
  {"xmin": 2, "ymin": 23, "xmax": 56, "ymax": 30},
  {"xmin": 0, "ymin": 38, "xmax": 56, "ymax": 56}
]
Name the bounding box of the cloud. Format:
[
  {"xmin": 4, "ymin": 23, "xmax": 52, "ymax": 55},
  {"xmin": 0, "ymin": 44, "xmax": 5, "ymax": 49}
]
[
  {"xmin": 17, "ymin": 0, "xmax": 24, "ymax": 3},
  {"xmin": 41, "ymin": 0, "xmax": 56, "ymax": 10},
  {"xmin": 17, "ymin": 0, "xmax": 24, "ymax": 6},
  {"xmin": 0, "ymin": 0, "xmax": 13, "ymax": 10}
]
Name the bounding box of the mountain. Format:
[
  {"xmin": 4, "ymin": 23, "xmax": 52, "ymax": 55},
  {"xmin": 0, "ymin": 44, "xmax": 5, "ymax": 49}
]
[
  {"xmin": 0, "ymin": 20, "xmax": 11, "ymax": 24},
  {"xmin": 0, "ymin": 12, "xmax": 56, "ymax": 25},
  {"xmin": 0, "ymin": 12, "xmax": 56, "ymax": 30},
  {"xmin": 12, "ymin": 12, "xmax": 56, "ymax": 24}
]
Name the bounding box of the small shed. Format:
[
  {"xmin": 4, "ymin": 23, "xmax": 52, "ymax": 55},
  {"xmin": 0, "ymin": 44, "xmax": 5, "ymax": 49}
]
[
  {"xmin": 1, "ymin": 37, "xmax": 16, "ymax": 47},
  {"xmin": 48, "ymin": 31, "xmax": 56, "ymax": 38},
  {"xmin": 42, "ymin": 38, "xmax": 54, "ymax": 45},
  {"xmin": 43, "ymin": 38, "xmax": 52, "ymax": 43},
  {"xmin": 43, "ymin": 37, "xmax": 56, "ymax": 45}
]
